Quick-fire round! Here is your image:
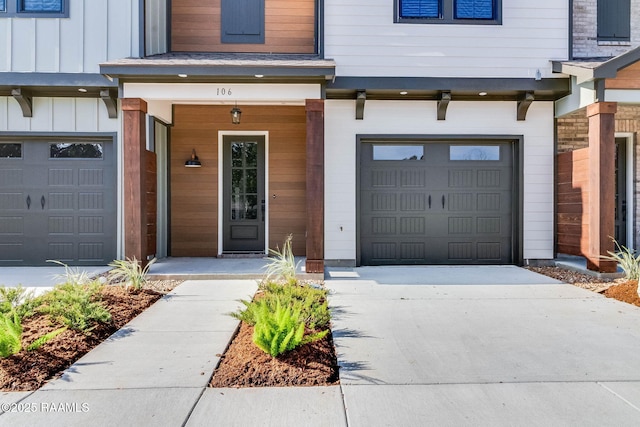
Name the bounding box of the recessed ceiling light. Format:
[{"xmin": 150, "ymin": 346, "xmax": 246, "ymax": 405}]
[
  {"xmin": 400, "ymin": 91, "xmax": 408, "ymax": 95},
  {"xmin": 178, "ymin": 73, "xmax": 188, "ymax": 78},
  {"xmin": 254, "ymin": 74, "xmax": 264, "ymax": 78},
  {"xmin": 78, "ymin": 88, "xmax": 87, "ymax": 93},
  {"xmin": 479, "ymin": 92, "xmax": 488, "ymax": 96}
]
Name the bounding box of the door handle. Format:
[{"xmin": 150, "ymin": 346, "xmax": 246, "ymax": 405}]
[
  {"xmin": 442, "ymin": 195, "xmax": 445, "ymax": 209},
  {"xmin": 428, "ymin": 195, "xmax": 431, "ymax": 209},
  {"xmin": 41, "ymin": 195, "xmax": 46, "ymax": 210},
  {"xmin": 26, "ymin": 195, "xmax": 31, "ymax": 210}
]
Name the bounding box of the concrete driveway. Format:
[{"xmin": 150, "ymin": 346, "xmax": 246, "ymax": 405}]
[{"xmin": 326, "ymin": 266, "xmax": 640, "ymax": 426}]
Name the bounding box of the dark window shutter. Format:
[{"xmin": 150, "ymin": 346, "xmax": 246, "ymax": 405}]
[
  {"xmin": 598, "ymin": 0, "xmax": 630, "ymax": 40},
  {"xmin": 221, "ymin": 0, "xmax": 265, "ymax": 44},
  {"xmin": 399, "ymin": 0, "xmax": 440, "ymax": 19},
  {"xmin": 455, "ymin": 0, "xmax": 494, "ymax": 19}
]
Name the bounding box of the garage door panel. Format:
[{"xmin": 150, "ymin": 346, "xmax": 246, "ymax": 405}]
[
  {"xmin": 0, "ymin": 140, "xmax": 116, "ymax": 266},
  {"xmin": 361, "ymin": 141, "xmax": 514, "ymax": 265}
]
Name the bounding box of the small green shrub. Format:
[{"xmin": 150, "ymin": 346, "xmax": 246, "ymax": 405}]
[
  {"xmin": 108, "ymin": 257, "xmax": 156, "ymax": 291},
  {"xmin": 600, "ymin": 239, "xmax": 640, "ymax": 280},
  {"xmin": 39, "ymin": 282, "xmax": 111, "ymax": 333},
  {"xmin": 252, "ymin": 301, "xmax": 328, "ymax": 357},
  {"xmin": 263, "ymin": 235, "xmax": 300, "ymax": 285},
  {"xmin": 0, "ymin": 285, "xmax": 37, "ymax": 319},
  {"xmin": 0, "ymin": 311, "xmax": 22, "ymax": 358},
  {"xmin": 27, "ymin": 327, "xmax": 67, "ymax": 352},
  {"xmin": 231, "ymin": 282, "xmax": 330, "ymax": 330}
]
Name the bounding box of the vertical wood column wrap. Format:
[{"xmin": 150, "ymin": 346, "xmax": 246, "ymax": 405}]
[
  {"xmin": 305, "ymin": 99, "xmax": 324, "ymax": 273},
  {"xmin": 586, "ymin": 102, "xmax": 617, "ymax": 272},
  {"xmin": 122, "ymin": 98, "xmax": 148, "ymax": 263}
]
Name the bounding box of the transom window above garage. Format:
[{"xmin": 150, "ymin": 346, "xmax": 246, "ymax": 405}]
[
  {"xmin": 396, "ymin": 0, "xmax": 501, "ymax": 25},
  {"xmin": 0, "ymin": 143, "xmax": 21, "ymax": 158}
]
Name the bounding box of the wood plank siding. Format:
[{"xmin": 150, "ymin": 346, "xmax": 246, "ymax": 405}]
[
  {"xmin": 606, "ymin": 61, "xmax": 640, "ymax": 89},
  {"xmin": 170, "ymin": 105, "xmax": 307, "ymax": 257},
  {"xmin": 556, "ymin": 148, "xmax": 590, "ymax": 256},
  {"xmin": 171, "ymin": 0, "xmax": 316, "ymax": 53}
]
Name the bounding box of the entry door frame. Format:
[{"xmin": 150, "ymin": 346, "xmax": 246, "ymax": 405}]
[
  {"xmin": 616, "ymin": 132, "xmax": 635, "ymax": 249},
  {"xmin": 355, "ymin": 134, "xmax": 523, "ymax": 266},
  {"xmin": 218, "ymin": 131, "xmax": 269, "ymax": 255}
]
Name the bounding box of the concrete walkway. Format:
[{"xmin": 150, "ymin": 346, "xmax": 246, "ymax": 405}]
[{"xmin": 1, "ymin": 266, "xmax": 640, "ymax": 425}]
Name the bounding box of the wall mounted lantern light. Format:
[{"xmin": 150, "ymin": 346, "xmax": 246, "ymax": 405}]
[
  {"xmin": 230, "ymin": 104, "xmax": 242, "ymax": 125},
  {"xmin": 185, "ymin": 149, "xmax": 202, "ymax": 168}
]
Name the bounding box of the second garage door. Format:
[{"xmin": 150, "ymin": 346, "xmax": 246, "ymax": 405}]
[{"xmin": 360, "ymin": 141, "xmax": 514, "ymax": 265}]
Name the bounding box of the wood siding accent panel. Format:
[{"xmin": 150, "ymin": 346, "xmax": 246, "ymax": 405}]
[
  {"xmin": 305, "ymin": 99, "xmax": 324, "ymax": 273},
  {"xmin": 170, "ymin": 104, "xmax": 307, "ymax": 257},
  {"xmin": 146, "ymin": 152, "xmax": 158, "ymax": 257},
  {"xmin": 556, "ymin": 148, "xmax": 590, "ymax": 257},
  {"xmin": 606, "ymin": 62, "xmax": 640, "ymax": 89},
  {"xmin": 171, "ymin": 0, "xmax": 315, "ymax": 53}
]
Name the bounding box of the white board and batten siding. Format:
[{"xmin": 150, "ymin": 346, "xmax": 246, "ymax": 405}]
[
  {"xmin": 0, "ymin": 0, "xmax": 140, "ymax": 73},
  {"xmin": 324, "ymin": 0, "xmax": 568, "ymax": 78},
  {"xmin": 324, "ymin": 100, "xmax": 555, "ymax": 263}
]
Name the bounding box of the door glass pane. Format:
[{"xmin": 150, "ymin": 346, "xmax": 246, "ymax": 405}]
[
  {"xmin": 449, "ymin": 145, "xmax": 499, "ymax": 161},
  {"xmin": 0, "ymin": 143, "xmax": 22, "ymax": 158},
  {"xmin": 230, "ymin": 141, "xmax": 259, "ymax": 221},
  {"xmin": 373, "ymin": 145, "xmax": 424, "ymax": 161},
  {"xmin": 50, "ymin": 143, "xmax": 103, "ymax": 159}
]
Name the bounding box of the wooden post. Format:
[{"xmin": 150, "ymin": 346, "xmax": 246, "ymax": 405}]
[
  {"xmin": 122, "ymin": 98, "xmax": 148, "ymax": 263},
  {"xmin": 305, "ymin": 99, "xmax": 324, "ymax": 274},
  {"xmin": 586, "ymin": 102, "xmax": 617, "ymax": 272}
]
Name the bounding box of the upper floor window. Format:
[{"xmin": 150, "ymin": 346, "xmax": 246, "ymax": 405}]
[
  {"xmin": 0, "ymin": 0, "xmax": 68, "ymax": 17},
  {"xmin": 597, "ymin": 0, "xmax": 630, "ymax": 42},
  {"xmin": 396, "ymin": 0, "xmax": 501, "ymax": 25}
]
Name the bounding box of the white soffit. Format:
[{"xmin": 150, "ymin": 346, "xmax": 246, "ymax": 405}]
[{"xmin": 123, "ymin": 83, "xmax": 321, "ymax": 104}]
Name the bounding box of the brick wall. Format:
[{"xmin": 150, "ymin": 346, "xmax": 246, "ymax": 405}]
[{"xmin": 573, "ymin": 0, "xmax": 640, "ymax": 58}]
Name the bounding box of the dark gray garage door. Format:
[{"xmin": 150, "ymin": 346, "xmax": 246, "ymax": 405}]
[
  {"xmin": 0, "ymin": 140, "xmax": 116, "ymax": 266},
  {"xmin": 360, "ymin": 141, "xmax": 514, "ymax": 265}
]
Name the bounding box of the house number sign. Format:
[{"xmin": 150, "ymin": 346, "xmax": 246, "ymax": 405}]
[{"xmin": 216, "ymin": 88, "xmax": 233, "ymax": 96}]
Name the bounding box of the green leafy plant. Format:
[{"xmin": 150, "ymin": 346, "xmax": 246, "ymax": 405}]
[
  {"xmin": 252, "ymin": 300, "xmax": 328, "ymax": 357},
  {"xmin": 231, "ymin": 282, "xmax": 330, "ymax": 330},
  {"xmin": 600, "ymin": 238, "xmax": 640, "ymax": 280},
  {"xmin": 27, "ymin": 327, "xmax": 67, "ymax": 352},
  {"xmin": 0, "ymin": 285, "xmax": 37, "ymax": 319},
  {"xmin": 0, "ymin": 311, "xmax": 22, "ymax": 358},
  {"xmin": 39, "ymin": 282, "xmax": 111, "ymax": 333},
  {"xmin": 263, "ymin": 235, "xmax": 300, "ymax": 285},
  {"xmin": 108, "ymin": 257, "xmax": 156, "ymax": 291}
]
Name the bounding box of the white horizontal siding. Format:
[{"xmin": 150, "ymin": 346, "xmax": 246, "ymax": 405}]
[
  {"xmin": 324, "ymin": 0, "xmax": 569, "ymax": 78},
  {"xmin": 0, "ymin": 0, "xmax": 139, "ymax": 73},
  {"xmin": 324, "ymin": 100, "xmax": 555, "ymax": 262}
]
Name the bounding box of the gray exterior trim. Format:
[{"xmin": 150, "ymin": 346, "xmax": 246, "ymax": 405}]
[
  {"xmin": 317, "ymin": 0, "xmax": 324, "ymax": 57},
  {"xmin": 0, "ymin": 131, "xmax": 118, "ymax": 140},
  {"xmin": 355, "ymin": 134, "xmax": 523, "ymax": 266},
  {"xmin": 0, "ymin": 73, "xmax": 117, "ymax": 87},
  {"xmin": 355, "ymin": 91, "xmax": 366, "ymax": 120},
  {"xmin": 100, "ymin": 89, "xmax": 118, "ymax": 119},
  {"xmin": 516, "ymin": 92, "xmax": 534, "ymax": 121},
  {"xmin": 437, "ymin": 91, "xmax": 451, "ymax": 120},
  {"xmin": 568, "ymin": 0, "xmax": 574, "ymax": 60},
  {"xmin": 328, "ymin": 76, "xmax": 570, "ymax": 101},
  {"xmin": 552, "ymin": 46, "xmax": 640, "ymax": 83},
  {"xmin": 11, "ymin": 88, "xmax": 32, "ymax": 118},
  {"xmin": 139, "ymin": 0, "xmax": 145, "ymax": 59}
]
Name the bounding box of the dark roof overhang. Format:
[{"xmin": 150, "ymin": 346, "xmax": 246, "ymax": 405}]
[
  {"xmin": 552, "ymin": 46, "xmax": 640, "ymax": 84},
  {"xmin": 100, "ymin": 53, "xmax": 336, "ymax": 84}
]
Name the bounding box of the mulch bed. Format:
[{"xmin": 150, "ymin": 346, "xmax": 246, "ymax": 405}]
[
  {"xmin": 210, "ymin": 322, "xmax": 340, "ymax": 388},
  {"xmin": 0, "ymin": 286, "xmax": 163, "ymax": 391},
  {"xmin": 603, "ymin": 280, "xmax": 640, "ymax": 307}
]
